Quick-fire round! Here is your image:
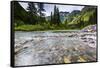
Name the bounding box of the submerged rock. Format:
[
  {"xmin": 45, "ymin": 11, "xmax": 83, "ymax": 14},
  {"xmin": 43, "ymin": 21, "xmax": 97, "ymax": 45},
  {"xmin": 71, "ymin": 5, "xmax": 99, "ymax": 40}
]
[{"xmin": 15, "ymin": 31, "xmax": 97, "ymax": 66}]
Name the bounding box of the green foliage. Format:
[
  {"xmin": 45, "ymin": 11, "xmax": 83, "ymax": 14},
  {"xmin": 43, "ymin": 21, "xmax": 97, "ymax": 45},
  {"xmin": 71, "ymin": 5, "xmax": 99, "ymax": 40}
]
[
  {"xmin": 66, "ymin": 10, "xmax": 80, "ymax": 23},
  {"xmin": 37, "ymin": 3, "xmax": 45, "ymax": 17},
  {"xmin": 51, "ymin": 5, "xmax": 61, "ymax": 25},
  {"xmin": 15, "ymin": 24, "xmax": 44, "ymax": 31},
  {"xmin": 13, "ymin": 2, "xmax": 30, "ymax": 24},
  {"xmin": 64, "ymin": 19, "xmax": 68, "ymax": 25},
  {"xmin": 50, "ymin": 12, "xmax": 53, "ymax": 25},
  {"xmin": 15, "ymin": 20, "xmax": 24, "ymax": 27},
  {"xmin": 37, "ymin": 3, "xmax": 46, "ymax": 24},
  {"xmin": 27, "ymin": 2, "xmax": 37, "ymax": 14},
  {"xmin": 13, "ymin": 2, "xmax": 97, "ymax": 31},
  {"xmin": 65, "ymin": 6, "xmax": 97, "ymax": 29},
  {"xmin": 27, "ymin": 2, "xmax": 38, "ymax": 24}
]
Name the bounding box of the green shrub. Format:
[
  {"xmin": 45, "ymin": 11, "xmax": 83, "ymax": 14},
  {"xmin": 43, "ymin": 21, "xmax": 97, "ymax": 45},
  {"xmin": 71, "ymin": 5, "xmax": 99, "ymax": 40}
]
[{"xmin": 15, "ymin": 20, "xmax": 24, "ymax": 26}]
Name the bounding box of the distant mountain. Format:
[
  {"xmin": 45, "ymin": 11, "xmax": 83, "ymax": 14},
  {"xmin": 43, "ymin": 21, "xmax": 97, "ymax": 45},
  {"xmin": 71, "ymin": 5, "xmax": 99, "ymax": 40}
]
[
  {"xmin": 13, "ymin": 1, "xmax": 97, "ymax": 30},
  {"xmin": 59, "ymin": 12, "xmax": 69, "ymax": 22},
  {"xmin": 59, "ymin": 12, "xmax": 69, "ymax": 16},
  {"xmin": 46, "ymin": 10, "xmax": 81, "ymax": 23},
  {"xmin": 68, "ymin": 6, "xmax": 97, "ymax": 29},
  {"xmin": 46, "ymin": 11, "xmax": 69, "ymax": 22},
  {"xmin": 65, "ymin": 10, "xmax": 81, "ymax": 23}
]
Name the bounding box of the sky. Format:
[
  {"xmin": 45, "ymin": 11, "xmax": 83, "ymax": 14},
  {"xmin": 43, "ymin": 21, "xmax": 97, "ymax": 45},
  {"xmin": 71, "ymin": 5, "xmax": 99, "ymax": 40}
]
[{"xmin": 19, "ymin": 2, "xmax": 84, "ymax": 16}]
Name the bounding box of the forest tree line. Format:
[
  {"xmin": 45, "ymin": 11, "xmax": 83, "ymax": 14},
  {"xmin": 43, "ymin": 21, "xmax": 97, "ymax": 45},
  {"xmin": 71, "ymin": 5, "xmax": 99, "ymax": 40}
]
[{"xmin": 13, "ymin": 2, "xmax": 97, "ymax": 31}]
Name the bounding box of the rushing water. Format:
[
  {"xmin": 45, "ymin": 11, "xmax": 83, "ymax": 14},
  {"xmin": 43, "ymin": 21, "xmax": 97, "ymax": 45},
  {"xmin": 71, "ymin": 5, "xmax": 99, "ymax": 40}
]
[{"xmin": 15, "ymin": 31, "xmax": 97, "ymax": 66}]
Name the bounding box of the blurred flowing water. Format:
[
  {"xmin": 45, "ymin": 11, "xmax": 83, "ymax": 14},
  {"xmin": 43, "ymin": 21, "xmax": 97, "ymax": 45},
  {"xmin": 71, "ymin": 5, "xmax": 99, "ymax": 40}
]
[{"xmin": 15, "ymin": 31, "xmax": 97, "ymax": 66}]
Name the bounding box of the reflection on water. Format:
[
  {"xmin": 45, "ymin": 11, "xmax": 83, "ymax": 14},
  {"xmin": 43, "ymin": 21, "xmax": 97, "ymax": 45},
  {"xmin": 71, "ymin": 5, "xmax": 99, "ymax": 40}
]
[{"xmin": 15, "ymin": 31, "xmax": 97, "ymax": 66}]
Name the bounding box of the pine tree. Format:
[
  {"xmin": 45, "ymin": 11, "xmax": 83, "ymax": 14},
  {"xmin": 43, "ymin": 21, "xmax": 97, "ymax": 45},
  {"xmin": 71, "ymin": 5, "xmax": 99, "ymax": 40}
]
[
  {"xmin": 52, "ymin": 5, "xmax": 61, "ymax": 25},
  {"xmin": 27, "ymin": 2, "xmax": 37, "ymax": 15},
  {"xmin": 27, "ymin": 2, "xmax": 37, "ymax": 24},
  {"xmin": 37, "ymin": 3, "xmax": 46, "ymax": 24},
  {"xmin": 53, "ymin": 5, "xmax": 57, "ymax": 25},
  {"xmin": 50, "ymin": 12, "xmax": 53, "ymax": 25},
  {"xmin": 37, "ymin": 3, "xmax": 45, "ymax": 17},
  {"xmin": 56, "ymin": 8, "xmax": 61, "ymax": 25}
]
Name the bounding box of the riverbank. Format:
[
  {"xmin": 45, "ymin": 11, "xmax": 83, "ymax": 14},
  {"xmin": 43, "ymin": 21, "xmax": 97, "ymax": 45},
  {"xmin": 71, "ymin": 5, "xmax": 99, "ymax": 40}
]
[
  {"xmin": 15, "ymin": 24, "xmax": 81, "ymax": 31},
  {"xmin": 15, "ymin": 24, "xmax": 96, "ymax": 32}
]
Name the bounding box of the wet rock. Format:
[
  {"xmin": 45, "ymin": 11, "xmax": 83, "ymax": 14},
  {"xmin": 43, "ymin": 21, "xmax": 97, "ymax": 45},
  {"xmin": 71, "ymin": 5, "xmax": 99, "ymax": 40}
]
[
  {"xmin": 70, "ymin": 55, "xmax": 79, "ymax": 62},
  {"xmin": 81, "ymin": 37, "xmax": 87, "ymax": 40},
  {"xmin": 83, "ymin": 40, "xmax": 88, "ymax": 42},
  {"xmin": 63, "ymin": 56, "xmax": 71, "ymax": 63},
  {"xmin": 15, "ymin": 31, "xmax": 97, "ymax": 66},
  {"xmin": 90, "ymin": 41, "xmax": 95, "ymax": 44},
  {"xmin": 78, "ymin": 56, "xmax": 86, "ymax": 62}
]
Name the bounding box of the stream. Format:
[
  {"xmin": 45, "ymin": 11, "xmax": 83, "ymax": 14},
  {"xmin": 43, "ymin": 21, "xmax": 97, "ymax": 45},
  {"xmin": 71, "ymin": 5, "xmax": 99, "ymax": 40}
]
[{"xmin": 14, "ymin": 31, "xmax": 97, "ymax": 66}]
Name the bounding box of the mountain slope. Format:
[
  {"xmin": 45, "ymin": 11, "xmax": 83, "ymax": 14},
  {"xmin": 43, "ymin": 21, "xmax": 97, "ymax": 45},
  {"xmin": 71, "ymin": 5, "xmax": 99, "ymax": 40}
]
[
  {"xmin": 46, "ymin": 12, "xmax": 69, "ymax": 23},
  {"xmin": 13, "ymin": 2, "xmax": 29, "ymax": 24},
  {"xmin": 66, "ymin": 10, "xmax": 81, "ymax": 23},
  {"xmin": 67, "ymin": 6, "xmax": 97, "ymax": 29}
]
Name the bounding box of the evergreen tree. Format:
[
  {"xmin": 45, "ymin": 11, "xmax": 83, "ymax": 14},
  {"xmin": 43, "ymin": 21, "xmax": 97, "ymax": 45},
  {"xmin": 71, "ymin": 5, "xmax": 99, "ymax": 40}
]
[
  {"xmin": 56, "ymin": 8, "xmax": 61, "ymax": 25},
  {"xmin": 50, "ymin": 12, "xmax": 53, "ymax": 25},
  {"xmin": 53, "ymin": 5, "xmax": 57, "ymax": 25},
  {"xmin": 52, "ymin": 5, "xmax": 61, "ymax": 25},
  {"xmin": 37, "ymin": 3, "xmax": 45, "ymax": 17},
  {"xmin": 27, "ymin": 2, "xmax": 37, "ymax": 24},
  {"xmin": 37, "ymin": 3, "xmax": 46, "ymax": 24},
  {"xmin": 27, "ymin": 2, "xmax": 37, "ymax": 15}
]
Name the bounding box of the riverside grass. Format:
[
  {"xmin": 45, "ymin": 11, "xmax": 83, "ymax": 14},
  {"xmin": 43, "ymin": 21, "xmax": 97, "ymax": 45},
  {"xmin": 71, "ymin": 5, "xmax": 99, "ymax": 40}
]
[{"xmin": 15, "ymin": 24, "xmax": 82, "ymax": 31}]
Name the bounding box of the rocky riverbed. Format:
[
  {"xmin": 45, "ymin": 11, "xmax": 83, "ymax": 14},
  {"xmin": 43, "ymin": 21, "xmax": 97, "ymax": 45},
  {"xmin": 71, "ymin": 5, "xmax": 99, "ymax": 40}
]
[{"xmin": 14, "ymin": 30, "xmax": 97, "ymax": 66}]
